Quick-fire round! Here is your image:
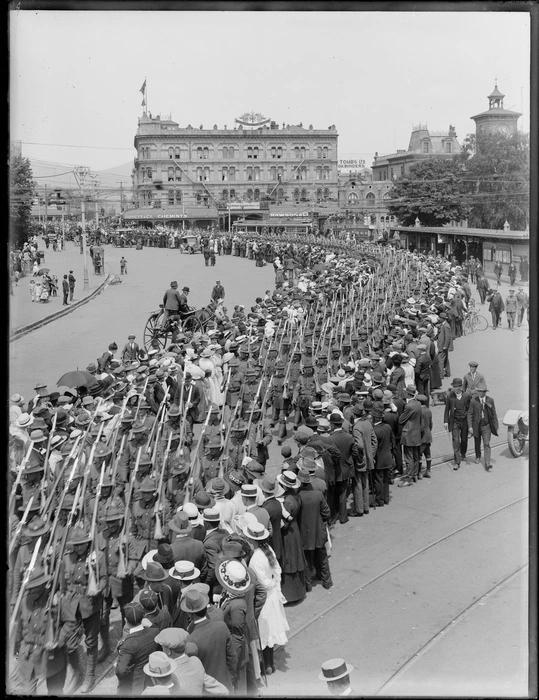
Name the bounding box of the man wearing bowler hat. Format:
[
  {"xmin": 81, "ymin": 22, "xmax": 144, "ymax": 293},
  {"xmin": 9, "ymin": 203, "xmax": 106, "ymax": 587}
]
[{"xmin": 444, "ymin": 378, "xmax": 473, "ymax": 470}]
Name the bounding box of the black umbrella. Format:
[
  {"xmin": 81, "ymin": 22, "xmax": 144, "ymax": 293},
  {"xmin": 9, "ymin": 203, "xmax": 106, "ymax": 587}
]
[{"xmin": 56, "ymin": 370, "xmax": 98, "ymax": 389}]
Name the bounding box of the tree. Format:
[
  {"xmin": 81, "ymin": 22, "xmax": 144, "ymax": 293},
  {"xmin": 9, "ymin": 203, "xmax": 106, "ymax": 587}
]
[
  {"xmin": 10, "ymin": 154, "xmax": 36, "ymax": 248},
  {"xmin": 458, "ymin": 132, "xmax": 529, "ymax": 230},
  {"xmin": 386, "ymin": 158, "xmax": 470, "ymax": 227}
]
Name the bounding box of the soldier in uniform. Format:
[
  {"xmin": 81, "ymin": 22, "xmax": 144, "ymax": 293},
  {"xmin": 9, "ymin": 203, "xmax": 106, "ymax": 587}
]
[
  {"xmin": 269, "ymin": 361, "xmax": 289, "ymax": 444},
  {"xmin": 314, "ymin": 352, "xmax": 329, "ymax": 400},
  {"xmin": 166, "ymin": 455, "xmax": 204, "ymax": 510},
  {"xmin": 87, "ymin": 442, "xmax": 114, "ymax": 496},
  {"xmin": 288, "ymin": 347, "xmax": 303, "ymax": 387},
  {"xmin": 226, "ymin": 421, "xmax": 249, "ymax": 473},
  {"xmin": 118, "ymin": 420, "xmax": 152, "ymax": 483},
  {"xmin": 201, "ymin": 405, "xmax": 222, "ymax": 455},
  {"xmin": 12, "ymin": 565, "xmax": 69, "ymax": 695},
  {"xmin": 200, "ymin": 436, "xmax": 223, "ymax": 484},
  {"xmin": 225, "ymin": 358, "xmax": 244, "ymax": 422},
  {"xmin": 329, "ymin": 346, "xmax": 342, "ymax": 375},
  {"xmin": 132, "ymin": 451, "xmax": 157, "ymax": 498},
  {"xmin": 58, "ymin": 524, "xmax": 107, "ymax": 693},
  {"xmin": 241, "ymin": 368, "xmax": 261, "ymax": 419},
  {"xmin": 12, "ymin": 515, "xmax": 51, "ymax": 605},
  {"xmin": 163, "ymin": 403, "xmax": 192, "ymax": 452},
  {"xmin": 293, "ymin": 360, "xmax": 317, "ymax": 430},
  {"xmin": 96, "ymin": 505, "xmax": 133, "ymax": 662},
  {"xmin": 243, "ymin": 403, "xmax": 273, "ymax": 467},
  {"xmin": 128, "ymin": 477, "xmax": 172, "ymax": 579}
]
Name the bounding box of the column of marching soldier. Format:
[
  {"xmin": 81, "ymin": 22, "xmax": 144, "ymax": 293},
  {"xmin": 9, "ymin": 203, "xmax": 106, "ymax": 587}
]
[{"xmin": 9, "ymin": 238, "xmax": 479, "ymax": 696}]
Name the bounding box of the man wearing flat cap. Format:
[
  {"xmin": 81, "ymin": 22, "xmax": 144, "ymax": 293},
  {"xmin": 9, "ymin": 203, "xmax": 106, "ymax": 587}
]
[
  {"xmin": 462, "ymin": 361, "xmax": 487, "ymax": 397},
  {"xmin": 115, "ymin": 602, "xmax": 160, "ymax": 695}
]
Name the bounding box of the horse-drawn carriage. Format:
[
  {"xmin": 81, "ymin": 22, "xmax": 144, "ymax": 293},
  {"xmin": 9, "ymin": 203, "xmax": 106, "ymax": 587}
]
[{"xmin": 143, "ymin": 303, "xmax": 217, "ymax": 350}]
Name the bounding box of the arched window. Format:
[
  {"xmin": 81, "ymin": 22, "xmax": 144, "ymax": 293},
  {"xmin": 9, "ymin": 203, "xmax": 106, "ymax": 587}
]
[
  {"xmin": 246, "ymin": 189, "xmax": 253, "ymax": 201},
  {"xmin": 277, "ymin": 166, "xmax": 284, "ymax": 179},
  {"xmin": 277, "ymin": 188, "xmax": 284, "ymax": 203},
  {"xmin": 253, "ymin": 147, "xmax": 259, "ymax": 159},
  {"xmin": 168, "ymin": 167, "xmax": 174, "ymax": 182},
  {"xmin": 230, "ymin": 189, "xmax": 236, "ymax": 199},
  {"xmin": 247, "ymin": 167, "xmax": 253, "ymax": 181},
  {"xmin": 203, "ymin": 147, "xmax": 209, "ymax": 159},
  {"xmin": 222, "ymin": 189, "xmax": 228, "ymax": 200},
  {"xmin": 316, "ymin": 167, "xmax": 322, "ymax": 180},
  {"xmin": 294, "ymin": 146, "xmax": 301, "ymax": 159},
  {"xmin": 223, "ymin": 146, "xmax": 229, "ymax": 159},
  {"xmin": 147, "ymin": 190, "xmax": 152, "ymax": 201},
  {"xmin": 229, "ymin": 167, "xmax": 235, "ymax": 182},
  {"xmin": 175, "ymin": 191, "xmax": 182, "ymax": 204},
  {"xmin": 197, "ymin": 147, "xmax": 203, "ymax": 159},
  {"xmin": 317, "ymin": 146, "xmax": 322, "ymax": 159},
  {"xmin": 175, "ymin": 147, "xmax": 181, "ymax": 159},
  {"xmin": 168, "ymin": 147, "xmax": 174, "ymax": 159},
  {"xmin": 247, "ymin": 147, "xmax": 253, "ymax": 159},
  {"xmin": 271, "ymin": 146, "xmax": 276, "ymax": 159},
  {"xmin": 322, "ymin": 146, "xmax": 328, "ymax": 159},
  {"xmin": 253, "ymin": 167, "xmax": 260, "ymax": 181},
  {"xmin": 300, "ymin": 146, "xmax": 306, "ymax": 159},
  {"xmin": 323, "ymin": 187, "xmax": 330, "ymax": 199},
  {"xmin": 316, "ymin": 188, "xmax": 323, "ymax": 201},
  {"xmin": 277, "ymin": 146, "xmax": 283, "ymax": 159},
  {"xmin": 175, "ymin": 168, "xmax": 181, "ymax": 182},
  {"xmin": 222, "ymin": 167, "xmax": 228, "ymax": 182},
  {"xmin": 366, "ymin": 192, "xmax": 376, "ymax": 206},
  {"xmin": 300, "ymin": 188, "xmax": 307, "ymax": 201},
  {"xmin": 168, "ymin": 190, "xmax": 175, "ymax": 205},
  {"xmin": 348, "ymin": 192, "xmax": 359, "ymax": 204},
  {"xmin": 229, "ymin": 147, "xmax": 235, "ymax": 159},
  {"xmin": 270, "ymin": 166, "xmax": 277, "ymax": 180},
  {"xmin": 294, "ymin": 188, "xmax": 300, "ymax": 201},
  {"xmin": 323, "ymin": 167, "xmax": 330, "ymax": 181},
  {"xmin": 383, "ymin": 192, "xmax": 391, "ymax": 201},
  {"xmin": 254, "ymin": 189, "xmax": 260, "ymax": 201}
]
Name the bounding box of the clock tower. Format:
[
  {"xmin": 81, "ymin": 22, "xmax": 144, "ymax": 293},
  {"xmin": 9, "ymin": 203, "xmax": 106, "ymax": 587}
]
[{"xmin": 471, "ymin": 84, "xmax": 521, "ymax": 140}]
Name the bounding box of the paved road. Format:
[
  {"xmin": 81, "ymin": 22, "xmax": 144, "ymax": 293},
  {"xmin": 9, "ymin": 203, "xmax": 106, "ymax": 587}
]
[{"xmin": 9, "ymin": 248, "xmax": 530, "ymax": 696}]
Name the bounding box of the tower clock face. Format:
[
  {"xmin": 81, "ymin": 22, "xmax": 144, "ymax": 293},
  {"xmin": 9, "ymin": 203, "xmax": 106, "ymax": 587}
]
[{"xmin": 496, "ymin": 124, "xmax": 510, "ymax": 136}]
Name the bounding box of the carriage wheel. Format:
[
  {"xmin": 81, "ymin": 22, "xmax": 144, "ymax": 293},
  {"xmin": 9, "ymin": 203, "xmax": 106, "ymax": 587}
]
[
  {"xmin": 183, "ymin": 315, "xmax": 204, "ymax": 334},
  {"xmin": 144, "ymin": 313, "xmax": 169, "ymax": 351}
]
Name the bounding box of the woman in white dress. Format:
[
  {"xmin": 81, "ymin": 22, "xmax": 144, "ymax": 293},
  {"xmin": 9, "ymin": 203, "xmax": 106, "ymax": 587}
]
[
  {"xmin": 198, "ymin": 347, "xmax": 224, "ymax": 407},
  {"xmin": 242, "ymin": 520, "xmax": 289, "ymax": 675}
]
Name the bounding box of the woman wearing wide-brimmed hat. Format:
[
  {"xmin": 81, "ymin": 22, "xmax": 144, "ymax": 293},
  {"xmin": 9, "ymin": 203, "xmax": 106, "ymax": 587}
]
[
  {"xmin": 242, "ymin": 520, "xmax": 289, "ymax": 675},
  {"xmin": 275, "ymin": 470, "xmax": 307, "ymax": 604}
]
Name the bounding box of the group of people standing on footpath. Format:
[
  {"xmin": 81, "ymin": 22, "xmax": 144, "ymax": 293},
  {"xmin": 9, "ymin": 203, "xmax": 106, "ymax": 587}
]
[{"xmin": 8, "ymin": 230, "xmax": 528, "ymax": 697}]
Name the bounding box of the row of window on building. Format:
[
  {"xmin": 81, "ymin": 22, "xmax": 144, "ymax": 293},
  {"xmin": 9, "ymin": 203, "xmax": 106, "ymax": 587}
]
[
  {"xmin": 138, "ymin": 145, "xmax": 333, "ymax": 160},
  {"xmin": 137, "ymin": 186, "xmax": 335, "ymax": 208},
  {"xmin": 139, "ymin": 165, "xmax": 333, "ymax": 184}
]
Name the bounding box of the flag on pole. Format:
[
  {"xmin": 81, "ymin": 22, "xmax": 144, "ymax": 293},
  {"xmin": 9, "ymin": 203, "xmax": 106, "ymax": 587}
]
[{"xmin": 140, "ymin": 80, "xmax": 146, "ymax": 94}]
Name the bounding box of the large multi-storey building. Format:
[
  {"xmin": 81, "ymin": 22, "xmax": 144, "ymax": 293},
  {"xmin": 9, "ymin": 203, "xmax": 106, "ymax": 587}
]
[
  {"xmin": 127, "ymin": 112, "xmax": 339, "ymax": 229},
  {"xmin": 371, "ymin": 124, "xmax": 461, "ymax": 182}
]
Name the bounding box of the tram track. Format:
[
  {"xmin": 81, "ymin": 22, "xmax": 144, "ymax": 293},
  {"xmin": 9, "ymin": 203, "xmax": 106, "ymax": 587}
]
[
  {"xmin": 372, "ymin": 563, "xmax": 528, "ymax": 695},
  {"xmin": 288, "ymin": 490, "xmax": 527, "ymax": 643}
]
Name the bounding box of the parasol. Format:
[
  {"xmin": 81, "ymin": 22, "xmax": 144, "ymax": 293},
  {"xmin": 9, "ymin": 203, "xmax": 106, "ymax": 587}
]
[
  {"xmin": 56, "ymin": 370, "xmax": 99, "ymax": 389},
  {"xmin": 37, "ymin": 268, "xmax": 51, "ymax": 276}
]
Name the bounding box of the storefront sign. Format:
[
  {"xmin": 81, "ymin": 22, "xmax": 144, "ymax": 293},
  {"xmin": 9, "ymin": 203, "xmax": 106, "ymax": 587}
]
[{"xmin": 269, "ymin": 211, "xmax": 309, "ymax": 218}]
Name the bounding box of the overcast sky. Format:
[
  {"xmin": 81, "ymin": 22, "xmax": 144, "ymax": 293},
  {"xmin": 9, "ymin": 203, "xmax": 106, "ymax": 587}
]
[{"xmin": 10, "ymin": 9, "xmax": 530, "ymax": 190}]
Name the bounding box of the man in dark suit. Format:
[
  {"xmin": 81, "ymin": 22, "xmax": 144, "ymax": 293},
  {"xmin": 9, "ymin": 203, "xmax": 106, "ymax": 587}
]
[
  {"xmin": 351, "ymin": 402, "xmax": 377, "ymax": 516},
  {"xmin": 444, "ymin": 377, "xmax": 473, "ymax": 470},
  {"xmin": 462, "ymin": 361, "xmax": 487, "ymax": 397},
  {"xmin": 202, "ymin": 508, "xmax": 228, "ymax": 593},
  {"xmin": 168, "ymin": 512, "xmax": 208, "ymax": 581},
  {"xmin": 436, "ymin": 314, "xmax": 453, "ymax": 378},
  {"xmin": 414, "ymin": 344, "xmax": 432, "ymax": 404},
  {"xmin": 309, "ymin": 418, "xmax": 342, "ymax": 522},
  {"xmin": 121, "ymin": 335, "xmax": 140, "ymax": 363},
  {"xmin": 398, "ymin": 385, "xmax": 422, "ymax": 486},
  {"xmin": 297, "ymin": 468, "xmax": 333, "ymax": 590},
  {"xmin": 184, "ymin": 589, "xmax": 236, "ymax": 691},
  {"xmin": 467, "ymin": 386, "xmax": 499, "ymax": 471},
  {"xmin": 115, "ymin": 602, "xmax": 160, "ymax": 695},
  {"xmin": 259, "ymin": 476, "xmax": 283, "ymax": 564},
  {"xmin": 329, "ymin": 412, "xmax": 360, "ymax": 524},
  {"xmin": 372, "ymin": 407, "xmax": 394, "ymax": 506}
]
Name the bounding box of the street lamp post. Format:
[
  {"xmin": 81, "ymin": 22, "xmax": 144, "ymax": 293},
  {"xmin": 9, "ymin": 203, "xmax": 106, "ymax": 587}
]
[{"xmin": 74, "ymin": 165, "xmax": 90, "ymax": 290}]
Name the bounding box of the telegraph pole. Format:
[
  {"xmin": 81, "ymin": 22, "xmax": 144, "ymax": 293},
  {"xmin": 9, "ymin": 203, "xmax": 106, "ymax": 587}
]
[
  {"xmin": 44, "ymin": 184, "xmax": 48, "ymax": 230},
  {"xmin": 119, "ymin": 182, "xmax": 124, "ymax": 223},
  {"xmin": 74, "ymin": 166, "xmax": 90, "ymax": 290}
]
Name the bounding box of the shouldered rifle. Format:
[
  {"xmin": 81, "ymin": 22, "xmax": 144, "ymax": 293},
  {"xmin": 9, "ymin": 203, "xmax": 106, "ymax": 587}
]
[
  {"xmin": 183, "ymin": 403, "xmax": 213, "ymax": 505},
  {"xmin": 116, "ymin": 446, "xmax": 142, "ymax": 579},
  {"xmin": 9, "ymin": 496, "xmax": 34, "ymax": 558},
  {"xmin": 43, "ymin": 481, "xmax": 82, "ymax": 649},
  {"xmin": 79, "ymin": 422, "xmax": 104, "ymax": 521},
  {"xmin": 9, "ymin": 535, "xmax": 43, "ymax": 640},
  {"xmin": 87, "ymin": 462, "xmax": 106, "ymax": 596},
  {"xmin": 175, "ymin": 384, "xmax": 193, "ymax": 458},
  {"xmin": 154, "ymin": 432, "xmax": 173, "ymax": 541},
  {"xmin": 8, "ymin": 442, "xmax": 34, "ymax": 514},
  {"xmin": 40, "ymin": 411, "xmax": 58, "ymax": 505},
  {"xmin": 218, "ymin": 401, "xmax": 241, "ymax": 480},
  {"xmin": 133, "ymin": 375, "xmax": 150, "ymax": 423},
  {"xmin": 150, "ymin": 387, "xmax": 170, "ymax": 464},
  {"xmin": 282, "ymin": 340, "xmax": 299, "ymax": 400}
]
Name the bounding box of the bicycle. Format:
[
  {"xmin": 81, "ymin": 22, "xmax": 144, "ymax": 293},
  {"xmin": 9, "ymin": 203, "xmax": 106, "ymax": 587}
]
[{"xmin": 462, "ymin": 301, "xmax": 489, "ymax": 335}]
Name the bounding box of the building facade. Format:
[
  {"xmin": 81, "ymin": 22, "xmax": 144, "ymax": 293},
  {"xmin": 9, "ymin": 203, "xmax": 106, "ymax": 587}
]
[
  {"xmin": 371, "ymin": 124, "xmax": 461, "ymax": 182},
  {"xmin": 128, "ymin": 112, "xmax": 339, "ymax": 228}
]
